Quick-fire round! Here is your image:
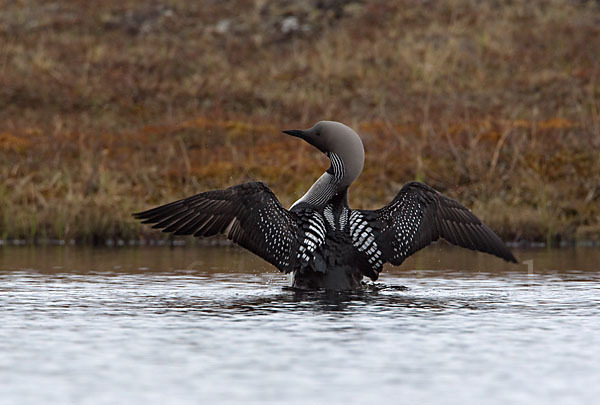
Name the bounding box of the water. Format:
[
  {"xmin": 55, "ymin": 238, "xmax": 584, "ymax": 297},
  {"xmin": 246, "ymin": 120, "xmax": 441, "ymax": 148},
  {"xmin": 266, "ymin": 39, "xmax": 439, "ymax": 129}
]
[{"xmin": 1, "ymin": 245, "xmax": 599, "ymax": 405}]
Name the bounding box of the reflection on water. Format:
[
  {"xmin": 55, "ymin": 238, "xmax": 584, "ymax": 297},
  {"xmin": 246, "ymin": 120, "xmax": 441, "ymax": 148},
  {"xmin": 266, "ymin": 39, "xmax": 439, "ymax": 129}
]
[{"xmin": 1, "ymin": 245, "xmax": 599, "ymax": 404}]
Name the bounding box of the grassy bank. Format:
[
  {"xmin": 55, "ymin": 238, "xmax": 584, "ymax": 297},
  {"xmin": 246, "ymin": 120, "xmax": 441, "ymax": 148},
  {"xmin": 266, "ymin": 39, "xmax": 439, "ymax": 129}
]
[{"xmin": 1, "ymin": 0, "xmax": 599, "ymax": 245}]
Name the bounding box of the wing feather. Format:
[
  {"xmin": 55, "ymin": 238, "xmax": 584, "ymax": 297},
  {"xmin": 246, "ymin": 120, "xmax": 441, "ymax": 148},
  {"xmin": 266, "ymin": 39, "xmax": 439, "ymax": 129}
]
[
  {"xmin": 134, "ymin": 182, "xmax": 299, "ymax": 272},
  {"xmin": 359, "ymin": 182, "xmax": 516, "ymax": 266}
]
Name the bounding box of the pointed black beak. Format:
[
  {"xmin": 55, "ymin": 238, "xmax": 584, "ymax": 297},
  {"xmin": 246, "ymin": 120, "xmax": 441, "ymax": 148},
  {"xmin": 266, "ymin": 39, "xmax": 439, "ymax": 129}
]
[{"xmin": 282, "ymin": 129, "xmax": 308, "ymax": 139}]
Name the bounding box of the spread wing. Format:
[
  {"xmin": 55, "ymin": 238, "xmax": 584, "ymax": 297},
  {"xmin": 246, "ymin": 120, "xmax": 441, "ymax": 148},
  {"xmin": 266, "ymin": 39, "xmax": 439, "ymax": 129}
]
[
  {"xmin": 353, "ymin": 182, "xmax": 517, "ymax": 269},
  {"xmin": 133, "ymin": 182, "xmax": 299, "ymax": 272}
]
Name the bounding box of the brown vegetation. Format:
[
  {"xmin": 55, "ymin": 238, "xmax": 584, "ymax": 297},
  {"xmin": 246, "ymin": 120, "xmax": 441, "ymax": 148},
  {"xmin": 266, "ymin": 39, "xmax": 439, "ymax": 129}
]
[{"xmin": 1, "ymin": 0, "xmax": 599, "ymax": 244}]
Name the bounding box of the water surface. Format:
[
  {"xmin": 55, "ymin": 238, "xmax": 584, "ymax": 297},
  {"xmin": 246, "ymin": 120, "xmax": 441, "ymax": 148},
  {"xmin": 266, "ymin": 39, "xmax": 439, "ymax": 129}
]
[{"xmin": 1, "ymin": 245, "xmax": 599, "ymax": 404}]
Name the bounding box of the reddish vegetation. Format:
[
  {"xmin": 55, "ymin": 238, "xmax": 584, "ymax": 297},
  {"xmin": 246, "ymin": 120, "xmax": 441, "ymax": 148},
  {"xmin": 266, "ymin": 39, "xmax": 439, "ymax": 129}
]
[{"xmin": 1, "ymin": 0, "xmax": 599, "ymax": 244}]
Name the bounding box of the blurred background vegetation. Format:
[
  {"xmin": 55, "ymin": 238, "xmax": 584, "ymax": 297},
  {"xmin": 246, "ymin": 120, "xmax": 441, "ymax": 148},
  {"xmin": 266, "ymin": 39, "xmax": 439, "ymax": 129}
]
[{"xmin": 1, "ymin": 0, "xmax": 599, "ymax": 245}]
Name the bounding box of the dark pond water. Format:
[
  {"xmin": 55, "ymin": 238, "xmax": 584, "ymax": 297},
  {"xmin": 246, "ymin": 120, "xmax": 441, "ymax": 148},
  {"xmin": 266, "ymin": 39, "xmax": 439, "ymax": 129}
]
[{"xmin": 1, "ymin": 245, "xmax": 599, "ymax": 404}]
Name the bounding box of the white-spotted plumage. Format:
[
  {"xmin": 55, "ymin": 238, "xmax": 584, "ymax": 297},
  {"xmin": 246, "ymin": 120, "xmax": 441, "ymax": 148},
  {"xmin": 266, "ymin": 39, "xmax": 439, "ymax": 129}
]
[{"xmin": 375, "ymin": 192, "xmax": 423, "ymax": 262}]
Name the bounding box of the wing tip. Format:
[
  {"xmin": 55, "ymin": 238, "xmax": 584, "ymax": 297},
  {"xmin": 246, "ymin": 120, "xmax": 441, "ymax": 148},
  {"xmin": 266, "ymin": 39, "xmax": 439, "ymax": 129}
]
[
  {"xmin": 132, "ymin": 211, "xmax": 158, "ymax": 224},
  {"xmin": 132, "ymin": 209, "xmax": 157, "ymax": 220},
  {"xmin": 505, "ymin": 251, "xmax": 518, "ymax": 263}
]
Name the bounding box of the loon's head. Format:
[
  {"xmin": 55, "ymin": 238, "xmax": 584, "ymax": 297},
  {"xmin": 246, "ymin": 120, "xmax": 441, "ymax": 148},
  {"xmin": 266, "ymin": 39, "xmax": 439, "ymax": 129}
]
[{"xmin": 283, "ymin": 121, "xmax": 365, "ymax": 185}]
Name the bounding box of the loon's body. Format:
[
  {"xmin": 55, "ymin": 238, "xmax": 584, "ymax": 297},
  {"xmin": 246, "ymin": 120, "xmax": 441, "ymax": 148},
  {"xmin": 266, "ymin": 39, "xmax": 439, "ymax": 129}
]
[{"xmin": 134, "ymin": 121, "xmax": 516, "ymax": 289}]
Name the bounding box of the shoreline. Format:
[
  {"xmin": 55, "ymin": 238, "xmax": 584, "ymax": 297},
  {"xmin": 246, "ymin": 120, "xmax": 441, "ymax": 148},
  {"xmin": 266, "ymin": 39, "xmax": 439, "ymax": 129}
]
[{"xmin": 2, "ymin": 238, "xmax": 599, "ymax": 250}]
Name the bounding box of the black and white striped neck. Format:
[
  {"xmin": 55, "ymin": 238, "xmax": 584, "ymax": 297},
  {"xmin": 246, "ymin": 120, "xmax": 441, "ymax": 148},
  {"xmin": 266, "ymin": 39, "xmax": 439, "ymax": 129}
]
[
  {"xmin": 290, "ymin": 152, "xmax": 350, "ymax": 209},
  {"xmin": 325, "ymin": 152, "xmax": 345, "ymax": 182}
]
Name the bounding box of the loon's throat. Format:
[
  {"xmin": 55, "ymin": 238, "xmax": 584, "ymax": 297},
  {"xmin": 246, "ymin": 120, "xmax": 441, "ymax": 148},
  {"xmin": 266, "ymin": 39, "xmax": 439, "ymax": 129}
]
[
  {"xmin": 290, "ymin": 172, "xmax": 345, "ymax": 209},
  {"xmin": 291, "ymin": 147, "xmax": 362, "ymax": 210},
  {"xmin": 326, "ymin": 152, "xmax": 345, "ymax": 182}
]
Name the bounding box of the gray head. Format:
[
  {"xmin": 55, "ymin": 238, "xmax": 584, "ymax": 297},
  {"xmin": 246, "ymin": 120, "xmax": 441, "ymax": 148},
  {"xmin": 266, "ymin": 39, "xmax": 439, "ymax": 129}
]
[{"xmin": 283, "ymin": 121, "xmax": 365, "ymax": 186}]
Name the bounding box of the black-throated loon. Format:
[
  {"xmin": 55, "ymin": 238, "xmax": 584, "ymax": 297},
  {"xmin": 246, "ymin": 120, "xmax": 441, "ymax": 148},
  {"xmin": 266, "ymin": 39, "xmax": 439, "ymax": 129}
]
[{"xmin": 134, "ymin": 121, "xmax": 517, "ymax": 289}]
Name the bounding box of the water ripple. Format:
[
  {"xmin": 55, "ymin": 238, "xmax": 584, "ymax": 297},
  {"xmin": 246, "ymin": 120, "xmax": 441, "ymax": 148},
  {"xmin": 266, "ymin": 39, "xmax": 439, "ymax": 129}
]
[{"xmin": 1, "ymin": 247, "xmax": 599, "ymax": 404}]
